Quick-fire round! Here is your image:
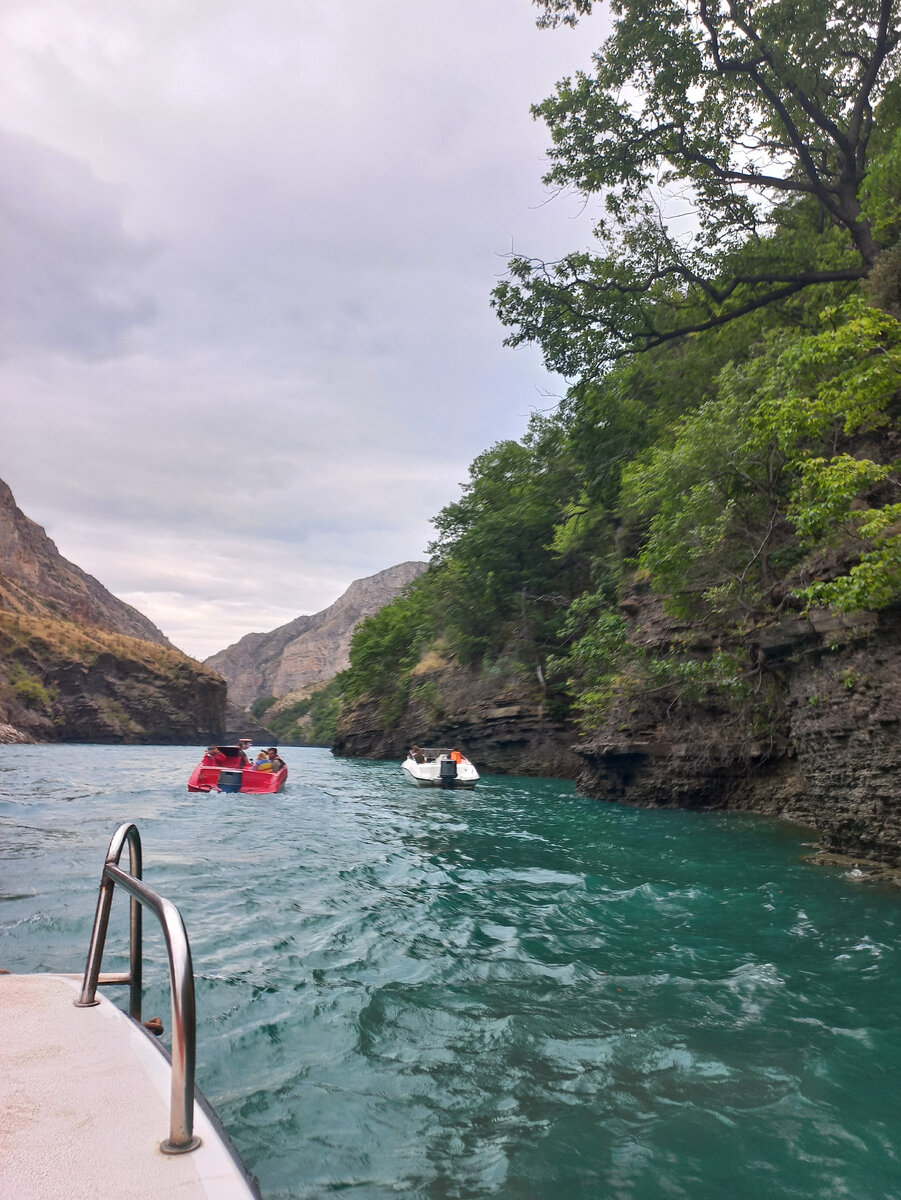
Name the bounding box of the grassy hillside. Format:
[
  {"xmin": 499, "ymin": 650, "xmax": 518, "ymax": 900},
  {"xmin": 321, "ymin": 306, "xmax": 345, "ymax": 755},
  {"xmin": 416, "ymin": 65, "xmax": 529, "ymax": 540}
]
[{"xmin": 0, "ymin": 609, "xmax": 226, "ymax": 743}]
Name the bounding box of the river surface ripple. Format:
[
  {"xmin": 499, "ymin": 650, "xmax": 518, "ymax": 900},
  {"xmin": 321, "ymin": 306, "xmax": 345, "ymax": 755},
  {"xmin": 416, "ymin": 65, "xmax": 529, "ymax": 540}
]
[{"xmin": 1, "ymin": 745, "xmax": 899, "ymax": 1199}]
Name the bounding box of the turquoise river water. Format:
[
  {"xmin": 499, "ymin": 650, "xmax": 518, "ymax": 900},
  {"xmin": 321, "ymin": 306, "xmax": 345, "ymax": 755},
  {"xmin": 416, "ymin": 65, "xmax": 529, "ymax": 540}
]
[{"xmin": 1, "ymin": 744, "xmax": 899, "ymax": 1199}]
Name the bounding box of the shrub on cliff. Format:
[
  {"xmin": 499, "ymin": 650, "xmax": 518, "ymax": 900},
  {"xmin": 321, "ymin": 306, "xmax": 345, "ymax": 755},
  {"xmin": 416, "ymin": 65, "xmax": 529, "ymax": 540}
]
[{"xmin": 622, "ymin": 299, "xmax": 901, "ymax": 620}]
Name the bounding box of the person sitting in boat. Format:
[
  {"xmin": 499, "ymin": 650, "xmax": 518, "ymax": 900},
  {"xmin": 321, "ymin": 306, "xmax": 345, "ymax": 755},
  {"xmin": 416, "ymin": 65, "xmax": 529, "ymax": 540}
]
[
  {"xmin": 266, "ymin": 747, "xmax": 285, "ymax": 771},
  {"xmin": 410, "ymin": 745, "xmax": 426, "ymax": 763},
  {"xmin": 450, "ymin": 748, "xmax": 467, "ymax": 764},
  {"xmin": 204, "ymin": 746, "xmax": 227, "ymax": 766},
  {"xmin": 254, "ymin": 750, "xmax": 273, "ymax": 771},
  {"xmin": 237, "ymin": 739, "xmax": 253, "ymax": 766}
]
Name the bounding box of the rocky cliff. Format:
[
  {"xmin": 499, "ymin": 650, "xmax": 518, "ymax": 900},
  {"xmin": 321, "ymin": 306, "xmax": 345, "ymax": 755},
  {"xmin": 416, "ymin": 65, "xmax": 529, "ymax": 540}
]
[
  {"xmin": 574, "ymin": 581, "xmax": 901, "ymax": 873},
  {"xmin": 335, "ymin": 573, "xmax": 901, "ymax": 873},
  {"xmin": 0, "ymin": 478, "xmax": 227, "ymax": 743},
  {"xmin": 206, "ymin": 561, "xmax": 427, "ymax": 709},
  {"xmin": 333, "ymin": 649, "xmax": 583, "ymax": 778}
]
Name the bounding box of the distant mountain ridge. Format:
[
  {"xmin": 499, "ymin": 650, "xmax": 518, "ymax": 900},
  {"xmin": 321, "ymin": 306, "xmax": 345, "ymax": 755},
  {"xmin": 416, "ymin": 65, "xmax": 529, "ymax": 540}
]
[{"xmin": 205, "ymin": 561, "xmax": 427, "ymax": 709}]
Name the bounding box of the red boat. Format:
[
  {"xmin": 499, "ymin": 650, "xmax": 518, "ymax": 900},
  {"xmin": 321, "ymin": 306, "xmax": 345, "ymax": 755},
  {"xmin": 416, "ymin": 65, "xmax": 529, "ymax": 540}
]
[{"xmin": 188, "ymin": 744, "xmax": 287, "ymax": 794}]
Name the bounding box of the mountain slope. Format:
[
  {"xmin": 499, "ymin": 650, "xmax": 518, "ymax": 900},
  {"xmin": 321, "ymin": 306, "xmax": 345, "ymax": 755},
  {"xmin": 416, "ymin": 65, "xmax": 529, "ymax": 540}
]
[
  {"xmin": 0, "ymin": 478, "xmax": 172, "ymax": 644},
  {"xmin": 206, "ymin": 561, "xmax": 427, "ymax": 710},
  {"xmin": 0, "ymin": 478, "xmax": 226, "ymax": 743}
]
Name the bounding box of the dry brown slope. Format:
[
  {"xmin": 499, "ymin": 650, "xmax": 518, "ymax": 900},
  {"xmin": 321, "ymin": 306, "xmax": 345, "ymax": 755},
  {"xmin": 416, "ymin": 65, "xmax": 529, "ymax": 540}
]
[
  {"xmin": 0, "ymin": 478, "xmax": 172, "ymax": 644},
  {"xmin": 0, "ymin": 477, "xmax": 227, "ymax": 743}
]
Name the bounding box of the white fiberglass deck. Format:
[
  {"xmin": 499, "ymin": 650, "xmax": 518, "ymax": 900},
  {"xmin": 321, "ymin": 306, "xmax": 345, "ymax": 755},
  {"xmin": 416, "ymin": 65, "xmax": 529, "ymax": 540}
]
[{"xmin": 0, "ymin": 973, "xmax": 258, "ymax": 1200}]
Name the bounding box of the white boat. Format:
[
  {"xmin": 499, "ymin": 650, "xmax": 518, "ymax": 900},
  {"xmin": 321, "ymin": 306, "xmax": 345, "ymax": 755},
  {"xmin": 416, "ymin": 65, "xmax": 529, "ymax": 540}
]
[
  {"xmin": 0, "ymin": 822, "xmax": 260, "ymax": 1200},
  {"xmin": 402, "ymin": 747, "xmax": 480, "ymax": 789}
]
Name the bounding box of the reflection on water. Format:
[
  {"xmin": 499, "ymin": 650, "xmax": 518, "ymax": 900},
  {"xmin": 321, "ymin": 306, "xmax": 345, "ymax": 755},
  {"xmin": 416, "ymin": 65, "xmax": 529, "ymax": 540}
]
[{"xmin": 2, "ymin": 744, "xmax": 899, "ymax": 1200}]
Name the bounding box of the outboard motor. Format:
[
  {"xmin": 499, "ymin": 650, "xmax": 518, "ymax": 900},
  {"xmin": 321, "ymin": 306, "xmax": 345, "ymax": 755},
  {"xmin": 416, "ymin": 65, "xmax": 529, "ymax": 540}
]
[
  {"xmin": 439, "ymin": 755, "xmax": 457, "ymax": 789},
  {"xmin": 218, "ymin": 768, "xmax": 243, "ymax": 793}
]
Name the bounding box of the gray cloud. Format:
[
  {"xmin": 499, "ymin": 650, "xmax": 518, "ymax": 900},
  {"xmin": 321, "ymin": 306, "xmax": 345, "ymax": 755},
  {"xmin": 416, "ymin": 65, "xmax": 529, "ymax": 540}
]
[
  {"xmin": 0, "ymin": 130, "xmax": 157, "ymax": 358},
  {"xmin": 1, "ymin": 0, "xmax": 604, "ymax": 659}
]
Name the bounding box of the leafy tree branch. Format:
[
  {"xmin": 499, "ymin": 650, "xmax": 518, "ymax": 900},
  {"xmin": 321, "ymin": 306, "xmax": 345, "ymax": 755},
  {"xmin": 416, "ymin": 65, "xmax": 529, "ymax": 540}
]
[{"xmin": 498, "ymin": 0, "xmax": 901, "ymax": 369}]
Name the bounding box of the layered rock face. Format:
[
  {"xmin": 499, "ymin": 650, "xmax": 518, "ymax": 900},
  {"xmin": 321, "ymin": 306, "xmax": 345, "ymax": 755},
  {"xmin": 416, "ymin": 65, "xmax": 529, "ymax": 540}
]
[
  {"xmin": 206, "ymin": 561, "xmax": 427, "ymax": 709},
  {"xmin": 576, "ymin": 589, "xmax": 901, "ymax": 869},
  {"xmin": 779, "ymin": 612, "xmax": 901, "ymax": 865},
  {"xmin": 0, "ymin": 478, "xmax": 227, "ymax": 743},
  {"xmin": 333, "ymin": 654, "xmax": 583, "ymax": 779},
  {"xmin": 13, "ymin": 646, "xmax": 227, "ymax": 744}
]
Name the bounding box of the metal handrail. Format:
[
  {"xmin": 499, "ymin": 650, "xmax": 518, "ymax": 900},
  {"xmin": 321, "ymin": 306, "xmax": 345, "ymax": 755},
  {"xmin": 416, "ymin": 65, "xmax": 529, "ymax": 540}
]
[{"xmin": 75, "ymin": 822, "xmax": 201, "ymax": 1154}]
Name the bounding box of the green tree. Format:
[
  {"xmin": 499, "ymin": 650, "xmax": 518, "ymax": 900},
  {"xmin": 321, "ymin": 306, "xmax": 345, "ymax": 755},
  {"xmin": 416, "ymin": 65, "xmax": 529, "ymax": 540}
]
[
  {"xmin": 342, "ymin": 581, "xmax": 435, "ymax": 703},
  {"xmin": 428, "ymin": 424, "xmax": 584, "ymax": 664},
  {"xmin": 621, "ymin": 355, "xmax": 796, "ymax": 618},
  {"xmin": 757, "ymin": 298, "xmax": 901, "ymax": 609},
  {"xmin": 493, "ymin": 0, "xmax": 900, "ymax": 371}
]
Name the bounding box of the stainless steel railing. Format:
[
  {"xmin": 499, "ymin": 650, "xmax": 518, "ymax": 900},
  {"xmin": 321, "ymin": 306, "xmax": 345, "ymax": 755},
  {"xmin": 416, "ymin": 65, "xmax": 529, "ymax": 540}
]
[{"xmin": 75, "ymin": 822, "xmax": 201, "ymax": 1154}]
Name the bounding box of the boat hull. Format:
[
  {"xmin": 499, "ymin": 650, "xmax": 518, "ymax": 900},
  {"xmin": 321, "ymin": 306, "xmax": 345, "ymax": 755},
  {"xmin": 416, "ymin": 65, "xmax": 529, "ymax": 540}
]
[
  {"xmin": 1, "ymin": 972, "xmax": 260, "ymax": 1199},
  {"xmin": 188, "ymin": 764, "xmax": 287, "ymax": 794},
  {"xmin": 401, "ymin": 758, "xmax": 479, "ymax": 788}
]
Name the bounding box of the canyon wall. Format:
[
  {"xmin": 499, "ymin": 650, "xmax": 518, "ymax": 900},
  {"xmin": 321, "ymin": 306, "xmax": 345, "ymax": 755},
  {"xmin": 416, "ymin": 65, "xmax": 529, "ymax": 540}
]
[
  {"xmin": 0, "ymin": 478, "xmax": 227, "ymax": 743},
  {"xmin": 575, "ymin": 589, "xmax": 901, "ymax": 870},
  {"xmin": 0, "ymin": 478, "xmax": 172, "ymax": 645},
  {"xmin": 333, "ymin": 651, "xmax": 582, "ymax": 778},
  {"xmin": 336, "ymin": 581, "xmax": 901, "ymax": 871}
]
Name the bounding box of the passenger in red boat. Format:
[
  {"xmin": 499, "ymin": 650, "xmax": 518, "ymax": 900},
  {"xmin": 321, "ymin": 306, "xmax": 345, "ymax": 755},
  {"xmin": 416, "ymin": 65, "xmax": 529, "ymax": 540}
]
[
  {"xmin": 237, "ymin": 739, "xmax": 253, "ymax": 766},
  {"xmin": 266, "ymin": 747, "xmax": 285, "ymax": 771},
  {"xmin": 255, "ymin": 749, "xmax": 273, "ymax": 771},
  {"xmin": 204, "ymin": 746, "xmax": 227, "ymax": 766}
]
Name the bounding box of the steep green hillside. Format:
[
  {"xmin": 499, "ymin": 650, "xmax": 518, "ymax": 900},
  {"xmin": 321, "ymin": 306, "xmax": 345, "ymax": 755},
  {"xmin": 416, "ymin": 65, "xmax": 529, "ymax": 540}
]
[
  {"xmin": 251, "ymin": 678, "xmax": 342, "ymax": 746},
  {"xmin": 333, "ymin": 0, "xmax": 901, "ymax": 868}
]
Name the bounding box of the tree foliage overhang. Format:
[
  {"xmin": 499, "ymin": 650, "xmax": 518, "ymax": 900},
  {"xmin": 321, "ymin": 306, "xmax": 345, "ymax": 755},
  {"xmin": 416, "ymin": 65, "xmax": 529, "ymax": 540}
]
[{"xmin": 492, "ymin": 0, "xmax": 901, "ymax": 375}]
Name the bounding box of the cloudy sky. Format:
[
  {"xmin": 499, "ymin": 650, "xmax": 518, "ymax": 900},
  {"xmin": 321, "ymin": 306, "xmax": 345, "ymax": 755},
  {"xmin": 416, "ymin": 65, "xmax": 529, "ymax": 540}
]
[{"xmin": 1, "ymin": 0, "xmax": 605, "ymax": 660}]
